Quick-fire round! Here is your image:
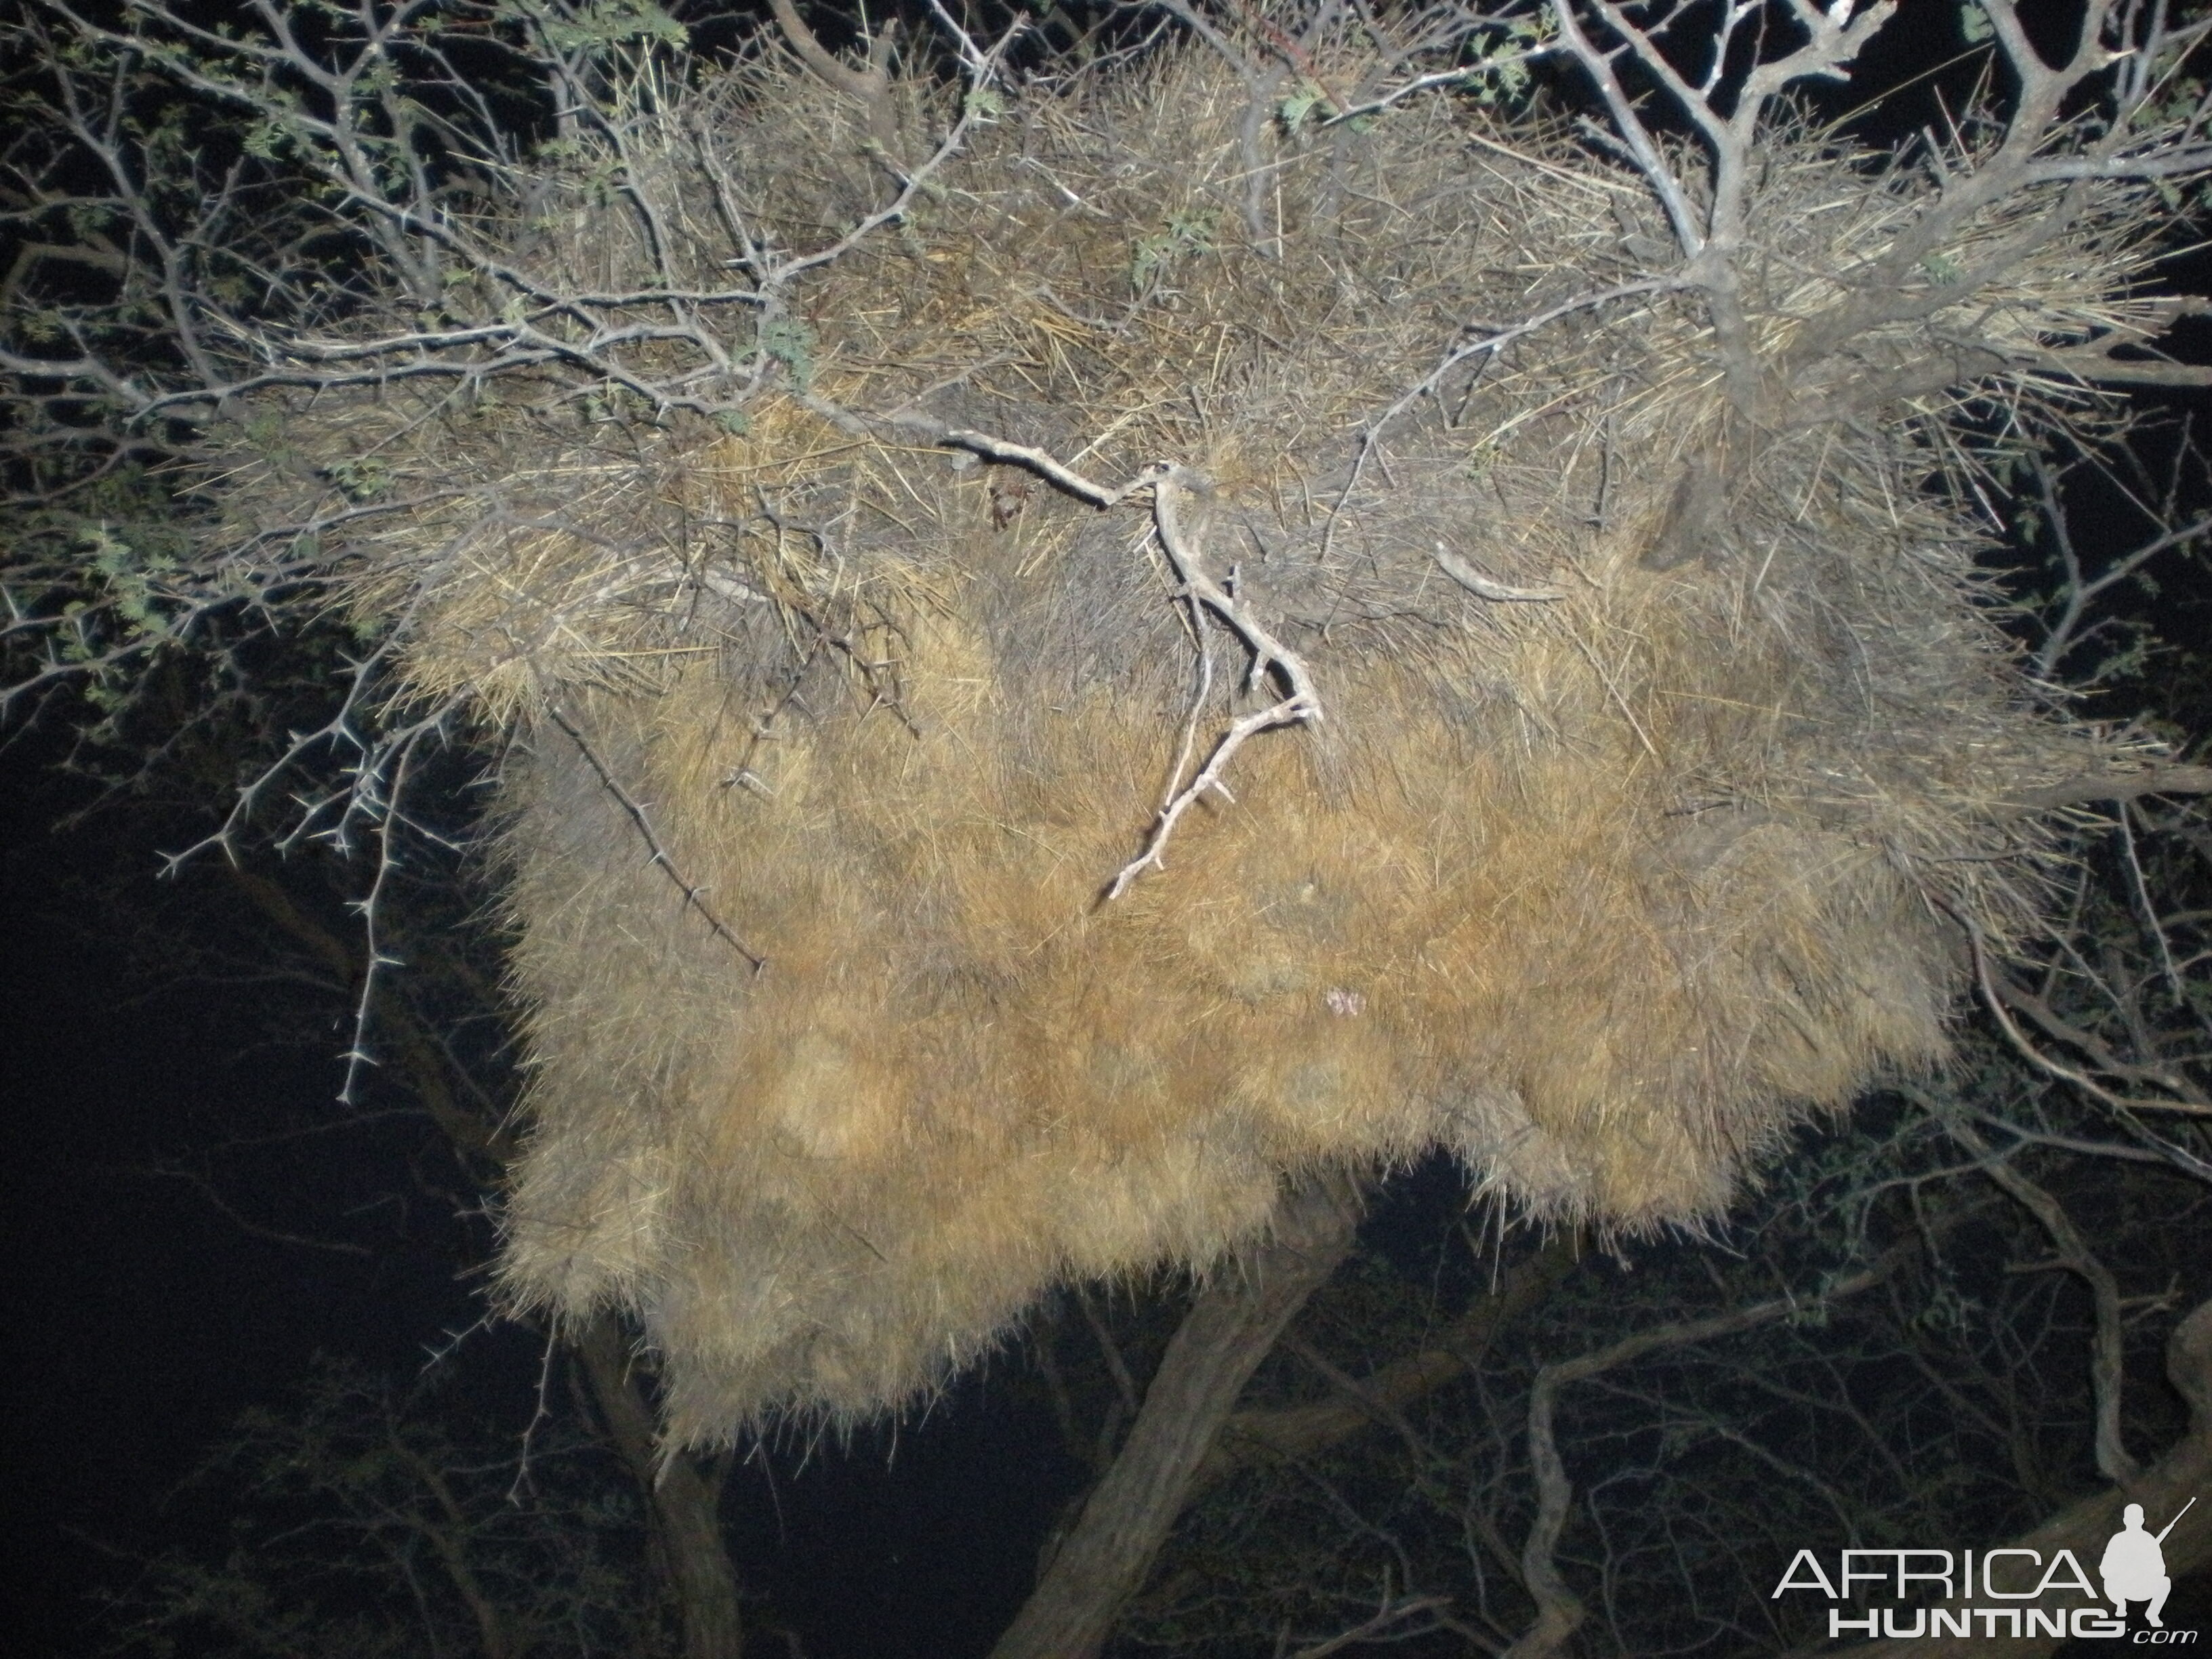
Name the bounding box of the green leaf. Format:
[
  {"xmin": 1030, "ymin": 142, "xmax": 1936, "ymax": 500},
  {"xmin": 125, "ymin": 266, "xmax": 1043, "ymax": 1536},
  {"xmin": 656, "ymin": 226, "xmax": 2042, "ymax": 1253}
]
[
  {"xmin": 324, "ymin": 457, "xmax": 393, "ymax": 502},
  {"xmin": 758, "ymin": 316, "xmax": 817, "ymax": 390},
  {"xmin": 1277, "ymin": 81, "xmax": 1326, "ymax": 134}
]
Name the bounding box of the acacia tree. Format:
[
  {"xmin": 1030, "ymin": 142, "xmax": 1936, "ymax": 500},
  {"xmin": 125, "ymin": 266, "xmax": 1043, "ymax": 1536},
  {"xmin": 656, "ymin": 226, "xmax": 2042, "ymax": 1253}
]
[{"xmin": 7, "ymin": 1, "xmax": 2212, "ymax": 1657}]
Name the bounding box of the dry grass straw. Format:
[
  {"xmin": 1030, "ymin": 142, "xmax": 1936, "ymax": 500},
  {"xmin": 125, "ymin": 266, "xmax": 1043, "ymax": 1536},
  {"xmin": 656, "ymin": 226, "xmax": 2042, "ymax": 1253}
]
[{"xmin": 230, "ymin": 40, "xmax": 2161, "ymax": 1437}]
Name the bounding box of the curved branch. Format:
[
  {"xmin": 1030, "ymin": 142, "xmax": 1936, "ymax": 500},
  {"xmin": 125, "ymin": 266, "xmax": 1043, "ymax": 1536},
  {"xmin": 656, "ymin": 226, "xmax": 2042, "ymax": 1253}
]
[
  {"xmin": 1507, "ymin": 1248, "xmax": 1910, "ymax": 1658},
  {"xmin": 765, "ymin": 0, "xmax": 893, "ymax": 139}
]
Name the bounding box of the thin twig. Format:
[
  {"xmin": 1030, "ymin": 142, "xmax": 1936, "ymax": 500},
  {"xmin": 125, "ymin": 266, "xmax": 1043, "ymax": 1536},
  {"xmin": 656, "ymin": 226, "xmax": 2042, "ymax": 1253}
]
[{"xmin": 546, "ymin": 705, "xmax": 766, "ymax": 972}]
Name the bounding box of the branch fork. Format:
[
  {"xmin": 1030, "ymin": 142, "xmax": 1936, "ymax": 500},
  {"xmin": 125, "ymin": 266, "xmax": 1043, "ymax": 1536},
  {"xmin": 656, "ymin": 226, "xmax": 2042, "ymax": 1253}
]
[{"xmin": 803, "ymin": 398, "xmax": 1328, "ymax": 900}]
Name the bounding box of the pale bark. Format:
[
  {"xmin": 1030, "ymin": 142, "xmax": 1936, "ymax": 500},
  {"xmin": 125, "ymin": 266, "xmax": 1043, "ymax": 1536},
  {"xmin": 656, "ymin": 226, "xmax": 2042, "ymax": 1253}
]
[
  {"xmin": 990, "ymin": 1172, "xmax": 1364, "ymax": 1659},
  {"xmin": 576, "ymin": 1313, "xmax": 747, "ymax": 1659}
]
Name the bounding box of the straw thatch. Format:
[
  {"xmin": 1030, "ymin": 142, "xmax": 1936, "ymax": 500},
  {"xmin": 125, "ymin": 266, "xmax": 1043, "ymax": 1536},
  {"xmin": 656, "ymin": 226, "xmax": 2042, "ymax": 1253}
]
[{"xmin": 227, "ymin": 37, "xmax": 2158, "ymax": 1441}]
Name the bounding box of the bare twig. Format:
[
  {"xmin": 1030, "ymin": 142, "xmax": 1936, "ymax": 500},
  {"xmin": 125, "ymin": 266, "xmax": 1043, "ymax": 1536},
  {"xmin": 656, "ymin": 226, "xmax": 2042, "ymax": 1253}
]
[
  {"xmin": 1970, "ymin": 926, "xmax": 2209, "ymax": 1115},
  {"xmin": 1286, "ymin": 1592, "xmax": 1457, "ymax": 1658},
  {"xmin": 545, "ymin": 705, "xmax": 766, "ymax": 972},
  {"xmin": 1106, "ymin": 467, "xmax": 1322, "ymax": 899}
]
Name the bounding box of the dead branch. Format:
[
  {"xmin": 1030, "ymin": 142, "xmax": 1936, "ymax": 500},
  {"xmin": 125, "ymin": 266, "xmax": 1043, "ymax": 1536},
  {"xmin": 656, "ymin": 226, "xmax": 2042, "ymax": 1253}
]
[
  {"xmin": 2009, "ymin": 765, "xmax": 2212, "ymax": 813},
  {"xmin": 1105, "ymin": 467, "xmax": 1323, "ymax": 899},
  {"xmin": 1433, "ymin": 546, "xmax": 1565, "ymax": 602},
  {"xmin": 1969, "ymin": 927, "xmax": 2209, "ymax": 1119},
  {"xmin": 798, "ymin": 399, "xmax": 1330, "ymax": 899}
]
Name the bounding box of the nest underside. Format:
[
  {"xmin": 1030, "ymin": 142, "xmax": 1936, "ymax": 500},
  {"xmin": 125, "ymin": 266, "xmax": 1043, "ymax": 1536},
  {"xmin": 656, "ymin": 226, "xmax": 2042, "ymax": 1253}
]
[{"xmin": 221, "ymin": 46, "xmax": 2162, "ymax": 1435}]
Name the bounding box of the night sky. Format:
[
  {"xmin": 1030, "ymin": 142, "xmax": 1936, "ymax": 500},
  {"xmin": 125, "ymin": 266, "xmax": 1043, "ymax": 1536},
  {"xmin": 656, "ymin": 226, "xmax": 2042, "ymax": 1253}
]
[{"xmin": 0, "ymin": 729, "xmax": 1101, "ymax": 1657}]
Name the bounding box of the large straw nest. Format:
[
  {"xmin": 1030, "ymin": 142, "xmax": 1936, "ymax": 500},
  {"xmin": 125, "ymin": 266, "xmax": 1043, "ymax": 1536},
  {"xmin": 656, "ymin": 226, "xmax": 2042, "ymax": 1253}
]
[{"xmin": 226, "ymin": 41, "xmax": 2161, "ymax": 1439}]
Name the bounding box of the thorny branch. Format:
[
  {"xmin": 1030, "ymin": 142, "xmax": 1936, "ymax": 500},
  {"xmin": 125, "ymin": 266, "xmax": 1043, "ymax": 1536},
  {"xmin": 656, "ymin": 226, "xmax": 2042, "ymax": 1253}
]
[
  {"xmin": 1107, "ymin": 466, "xmax": 1323, "ymax": 899},
  {"xmin": 808, "ymin": 394, "xmax": 1331, "ymax": 897},
  {"xmin": 2, "ymin": 0, "xmax": 1031, "ymax": 1073},
  {"xmin": 546, "ymin": 705, "xmax": 767, "ymax": 972},
  {"xmin": 17, "ymin": 6, "xmax": 2211, "ymax": 1654},
  {"xmin": 1546, "ymin": 0, "xmax": 2212, "ymax": 418},
  {"xmin": 12, "ymin": 0, "xmax": 2212, "ymax": 939},
  {"xmin": 1131, "ymin": 1036, "xmax": 2205, "ymax": 1655},
  {"xmin": 1332, "ymin": 274, "xmax": 1675, "ymax": 548}
]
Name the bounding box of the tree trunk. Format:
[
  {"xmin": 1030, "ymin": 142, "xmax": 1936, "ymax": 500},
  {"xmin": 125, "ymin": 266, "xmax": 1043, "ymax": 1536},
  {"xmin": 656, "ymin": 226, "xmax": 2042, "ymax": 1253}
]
[
  {"xmin": 575, "ymin": 1313, "xmax": 746, "ymax": 1659},
  {"xmin": 1840, "ymin": 1294, "xmax": 2212, "ymax": 1658},
  {"xmin": 1193, "ymin": 1233, "xmax": 1580, "ymax": 1492},
  {"xmin": 990, "ymin": 1171, "xmax": 1364, "ymax": 1659}
]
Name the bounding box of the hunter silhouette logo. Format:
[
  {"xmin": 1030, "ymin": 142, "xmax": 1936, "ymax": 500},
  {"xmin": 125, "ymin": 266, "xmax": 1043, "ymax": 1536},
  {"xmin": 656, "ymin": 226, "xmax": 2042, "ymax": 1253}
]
[{"xmin": 2104, "ymin": 1499, "xmax": 2196, "ymax": 1631}]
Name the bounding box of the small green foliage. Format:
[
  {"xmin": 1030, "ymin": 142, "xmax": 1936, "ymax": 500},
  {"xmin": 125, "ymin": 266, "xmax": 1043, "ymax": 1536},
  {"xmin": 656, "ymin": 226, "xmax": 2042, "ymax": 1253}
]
[
  {"xmin": 964, "ymin": 86, "xmax": 1005, "ymax": 121},
  {"xmin": 1277, "ymin": 79, "xmax": 1330, "ymax": 134},
  {"xmin": 504, "ymin": 0, "xmax": 688, "ymax": 53},
  {"xmin": 1131, "ymin": 209, "xmax": 1218, "ymax": 295},
  {"xmin": 323, "ymin": 457, "xmax": 393, "ymax": 502},
  {"xmin": 1960, "ymin": 3, "xmax": 1994, "ymax": 45},
  {"xmin": 714, "ymin": 410, "xmax": 750, "ymax": 436},
  {"xmin": 1921, "ymin": 252, "xmax": 1963, "ymax": 284},
  {"xmin": 56, "ymin": 476, "xmax": 194, "ymax": 659},
  {"xmin": 758, "ymin": 316, "xmax": 817, "ymax": 390},
  {"xmin": 1464, "ymin": 14, "xmax": 1546, "ymax": 107},
  {"xmin": 241, "ymin": 117, "xmax": 295, "ymax": 162}
]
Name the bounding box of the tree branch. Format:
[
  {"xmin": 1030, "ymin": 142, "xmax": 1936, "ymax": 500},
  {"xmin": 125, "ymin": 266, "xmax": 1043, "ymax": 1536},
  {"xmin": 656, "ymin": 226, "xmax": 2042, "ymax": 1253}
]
[
  {"xmin": 1507, "ymin": 1247, "xmax": 1911, "ymax": 1658},
  {"xmin": 1839, "ymin": 1297, "xmax": 2212, "ymax": 1659},
  {"xmin": 1197, "ymin": 1234, "xmax": 1582, "ymax": 1490},
  {"xmin": 990, "ymin": 1172, "xmax": 1364, "ymax": 1659}
]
